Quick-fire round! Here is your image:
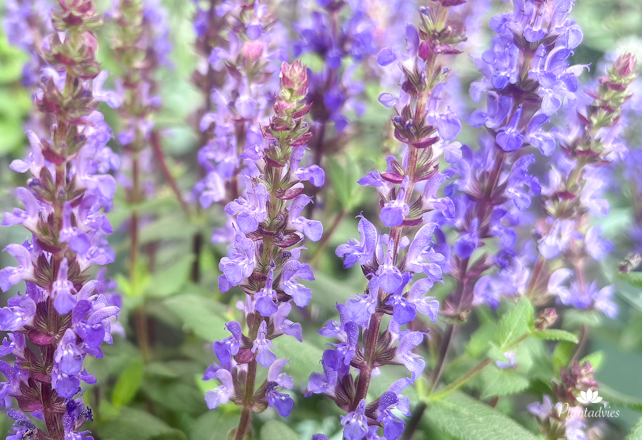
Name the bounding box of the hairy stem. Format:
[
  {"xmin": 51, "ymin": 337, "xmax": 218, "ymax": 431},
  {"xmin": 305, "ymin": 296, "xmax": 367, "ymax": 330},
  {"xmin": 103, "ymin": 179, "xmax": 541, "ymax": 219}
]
[
  {"xmin": 351, "ymin": 309, "xmax": 384, "ymax": 410},
  {"xmin": 309, "ymin": 208, "xmax": 346, "ymax": 265}
]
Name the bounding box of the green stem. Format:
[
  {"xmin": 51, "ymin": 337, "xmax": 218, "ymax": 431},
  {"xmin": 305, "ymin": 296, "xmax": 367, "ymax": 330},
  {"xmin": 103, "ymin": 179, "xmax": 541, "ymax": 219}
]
[
  {"xmin": 309, "ymin": 208, "xmax": 346, "ymax": 265},
  {"xmin": 428, "ymin": 333, "xmax": 530, "ymax": 402}
]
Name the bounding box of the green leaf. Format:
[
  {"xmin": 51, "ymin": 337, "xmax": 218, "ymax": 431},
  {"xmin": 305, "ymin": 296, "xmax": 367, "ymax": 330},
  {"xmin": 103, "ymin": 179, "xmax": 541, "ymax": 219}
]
[
  {"xmin": 165, "ymin": 294, "xmax": 228, "ymax": 342},
  {"xmin": 563, "ymin": 309, "xmax": 601, "ymax": 328},
  {"xmin": 487, "ymin": 343, "xmax": 509, "ymax": 364},
  {"xmin": 480, "ymin": 367, "xmax": 530, "ymax": 399},
  {"xmin": 619, "ymin": 271, "xmax": 642, "ymax": 289},
  {"xmin": 95, "ymin": 408, "xmax": 187, "ymax": 440},
  {"xmin": 272, "ymin": 336, "xmax": 324, "ymax": 382},
  {"xmin": 190, "ymin": 411, "xmax": 239, "ymax": 440},
  {"xmin": 495, "ymin": 297, "xmax": 533, "ymax": 349},
  {"xmin": 326, "ymin": 156, "xmax": 362, "ymax": 209},
  {"xmin": 466, "ymin": 321, "xmax": 497, "ymax": 358},
  {"xmin": 427, "ymin": 392, "xmax": 539, "ymax": 440},
  {"xmin": 260, "ymin": 420, "xmax": 299, "ymax": 440},
  {"xmin": 112, "ymin": 359, "xmax": 144, "ymax": 409},
  {"xmin": 580, "ymin": 351, "xmax": 605, "ymax": 371},
  {"xmin": 532, "ymin": 329, "xmax": 579, "ymax": 344},
  {"xmin": 146, "ymin": 255, "xmax": 194, "ymax": 298},
  {"xmin": 626, "ymin": 416, "xmax": 642, "ymax": 440},
  {"xmin": 553, "ymin": 341, "xmax": 575, "ymax": 371},
  {"xmin": 599, "ymin": 384, "xmax": 642, "ymax": 412}
]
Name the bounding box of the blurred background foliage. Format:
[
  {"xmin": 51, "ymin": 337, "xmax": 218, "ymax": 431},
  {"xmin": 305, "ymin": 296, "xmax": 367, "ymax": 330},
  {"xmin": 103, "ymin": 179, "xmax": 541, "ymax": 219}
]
[{"xmin": 1, "ymin": 0, "xmax": 642, "ymax": 439}]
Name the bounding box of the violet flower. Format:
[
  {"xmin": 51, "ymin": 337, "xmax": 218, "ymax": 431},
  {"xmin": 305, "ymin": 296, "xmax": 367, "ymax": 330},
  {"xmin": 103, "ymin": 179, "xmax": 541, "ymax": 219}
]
[
  {"xmin": 0, "ymin": 1, "xmax": 120, "ymax": 438},
  {"xmin": 202, "ymin": 62, "xmax": 321, "ymax": 434},
  {"xmin": 443, "ymin": 0, "xmax": 585, "ymax": 315},
  {"xmin": 307, "ymin": 4, "xmax": 466, "ymax": 439},
  {"xmin": 531, "ymin": 54, "xmax": 637, "ymax": 317}
]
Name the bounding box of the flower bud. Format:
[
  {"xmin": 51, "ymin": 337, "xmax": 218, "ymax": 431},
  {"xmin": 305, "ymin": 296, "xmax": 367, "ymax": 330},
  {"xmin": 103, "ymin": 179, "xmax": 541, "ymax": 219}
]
[
  {"xmin": 242, "ymin": 41, "xmax": 264, "ymax": 63},
  {"xmin": 613, "ymin": 53, "xmax": 637, "ymax": 78},
  {"xmin": 534, "ymin": 308, "xmax": 558, "ymax": 330}
]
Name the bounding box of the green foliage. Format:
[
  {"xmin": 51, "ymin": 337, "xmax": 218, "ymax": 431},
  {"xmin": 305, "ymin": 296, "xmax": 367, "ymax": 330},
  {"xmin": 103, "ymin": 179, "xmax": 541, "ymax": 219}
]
[
  {"xmin": 272, "ymin": 336, "xmax": 325, "ymax": 382},
  {"xmin": 531, "ymin": 329, "xmax": 579, "ymax": 343},
  {"xmin": 495, "ymin": 297, "xmax": 533, "ymax": 349},
  {"xmin": 113, "ymin": 359, "xmax": 145, "ymax": 409},
  {"xmin": 190, "ymin": 411, "xmax": 239, "ymax": 440},
  {"xmin": 94, "ymin": 408, "xmax": 187, "ymax": 440},
  {"xmin": 427, "ymin": 392, "xmax": 540, "ymax": 440},
  {"xmin": 326, "ymin": 156, "xmax": 363, "ymax": 210},
  {"xmin": 626, "ymin": 417, "xmax": 642, "ymax": 440},
  {"xmin": 165, "ymin": 294, "xmax": 229, "ymax": 342},
  {"xmin": 259, "ymin": 420, "xmax": 300, "ymax": 440},
  {"xmin": 480, "ymin": 367, "xmax": 530, "ymax": 399}
]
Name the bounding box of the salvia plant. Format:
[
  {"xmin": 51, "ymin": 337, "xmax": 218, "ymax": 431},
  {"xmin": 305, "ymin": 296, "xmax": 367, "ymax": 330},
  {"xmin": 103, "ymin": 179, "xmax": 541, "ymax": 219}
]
[
  {"xmin": 0, "ymin": 0, "xmax": 120, "ymax": 438},
  {"xmin": 2, "ymin": 0, "xmax": 642, "ymax": 439}
]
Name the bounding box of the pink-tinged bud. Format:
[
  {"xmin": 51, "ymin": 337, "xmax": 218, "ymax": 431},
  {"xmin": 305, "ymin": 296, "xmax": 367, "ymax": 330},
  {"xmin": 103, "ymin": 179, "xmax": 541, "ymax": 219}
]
[
  {"xmin": 242, "ymin": 41, "xmax": 264, "ymax": 63},
  {"xmin": 273, "ymin": 99, "xmax": 297, "ymax": 115},
  {"xmin": 534, "ymin": 308, "xmax": 558, "ymax": 330},
  {"xmin": 82, "ymin": 33, "xmax": 98, "ymax": 56},
  {"xmin": 418, "ymin": 41, "xmax": 432, "ymax": 61},
  {"xmin": 280, "ymin": 61, "xmax": 308, "ymax": 93},
  {"xmin": 613, "ymin": 53, "xmax": 637, "ymax": 78}
]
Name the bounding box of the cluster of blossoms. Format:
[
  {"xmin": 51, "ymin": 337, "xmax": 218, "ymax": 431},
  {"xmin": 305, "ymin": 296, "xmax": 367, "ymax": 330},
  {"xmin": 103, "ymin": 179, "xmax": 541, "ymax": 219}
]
[
  {"xmin": 194, "ymin": 0, "xmax": 294, "ymax": 215},
  {"xmin": 441, "ymin": 0, "xmax": 587, "ymax": 316},
  {"xmin": 293, "ymin": 0, "xmax": 378, "ymax": 175},
  {"xmin": 202, "ymin": 62, "xmax": 324, "ymax": 437},
  {"xmin": 306, "ymin": 3, "xmax": 467, "ymax": 439},
  {"xmin": 0, "ymin": 0, "xmax": 121, "ymax": 438},
  {"xmin": 527, "ymin": 360, "xmax": 600, "ymax": 440},
  {"xmin": 532, "ymin": 54, "xmax": 637, "ymax": 317}
]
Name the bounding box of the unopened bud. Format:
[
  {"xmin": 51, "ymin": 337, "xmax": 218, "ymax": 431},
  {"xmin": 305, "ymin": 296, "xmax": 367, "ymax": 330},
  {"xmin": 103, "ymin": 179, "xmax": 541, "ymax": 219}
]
[
  {"xmin": 534, "ymin": 307, "xmax": 558, "ymax": 330},
  {"xmin": 242, "ymin": 41, "xmax": 264, "ymax": 63},
  {"xmin": 613, "ymin": 53, "xmax": 637, "ymax": 78}
]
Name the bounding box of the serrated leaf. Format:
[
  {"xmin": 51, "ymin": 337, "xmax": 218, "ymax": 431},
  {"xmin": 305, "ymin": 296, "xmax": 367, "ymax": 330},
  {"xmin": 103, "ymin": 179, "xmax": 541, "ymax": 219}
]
[
  {"xmin": 626, "ymin": 416, "xmax": 642, "ymax": 440},
  {"xmin": 146, "ymin": 255, "xmax": 194, "ymax": 298},
  {"xmin": 495, "ymin": 297, "xmax": 533, "ymax": 349},
  {"xmin": 190, "ymin": 411, "xmax": 239, "ymax": 440},
  {"xmin": 272, "ymin": 336, "xmax": 324, "ymax": 382},
  {"xmin": 112, "ymin": 359, "xmax": 144, "ymax": 409},
  {"xmin": 427, "ymin": 391, "xmax": 539, "ymax": 440},
  {"xmin": 619, "ymin": 271, "xmax": 642, "ymax": 289},
  {"xmin": 480, "ymin": 367, "xmax": 530, "ymax": 399},
  {"xmin": 260, "ymin": 420, "xmax": 299, "ymax": 440},
  {"xmin": 165, "ymin": 294, "xmax": 228, "ymax": 342},
  {"xmin": 326, "ymin": 156, "xmax": 362, "ymax": 209},
  {"xmin": 95, "ymin": 408, "xmax": 187, "ymax": 440},
  {"xmin": 532, "ymin": 329, "xmax": 579, "ymax": 343},
  {"xmin": 487, "ymin": 343, "xmax": 509, "ymax": 363},
  {"xmin": 598, "ymin": 384, "xmax": 642, "ymax": 412}
]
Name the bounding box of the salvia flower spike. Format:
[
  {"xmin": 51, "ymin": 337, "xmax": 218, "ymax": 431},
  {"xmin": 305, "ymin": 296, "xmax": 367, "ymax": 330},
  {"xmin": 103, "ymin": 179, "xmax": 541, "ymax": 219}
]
[{"xmin": 0, "ymin": 0, "xmax": 121, "ymax": 438}]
